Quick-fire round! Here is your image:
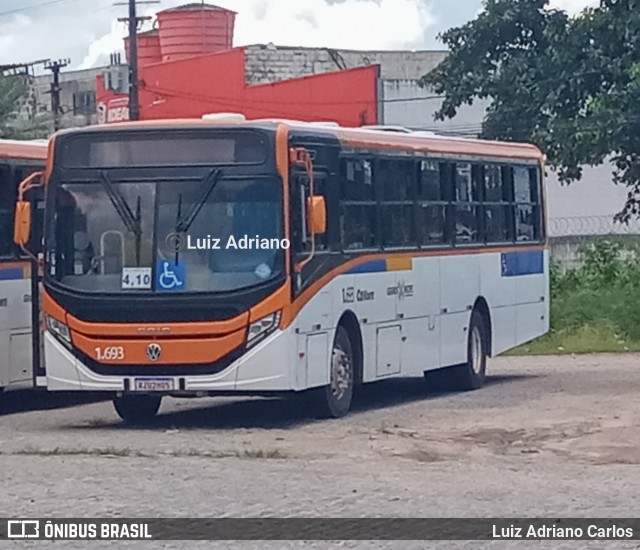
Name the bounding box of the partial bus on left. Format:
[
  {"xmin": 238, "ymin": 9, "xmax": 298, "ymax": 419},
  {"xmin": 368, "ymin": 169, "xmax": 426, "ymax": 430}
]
[{"xmin": 0, "ymin": 139, "xmax": 48, "ymax": 393}]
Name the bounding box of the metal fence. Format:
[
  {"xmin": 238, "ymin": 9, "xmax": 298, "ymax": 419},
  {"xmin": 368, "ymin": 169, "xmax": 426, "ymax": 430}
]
[
  {"xmin": 548, "ymin": 215, "xmax": 640, "ymax": 238},
  {"xmin": 548, "ymin": 215, "xmax": 640, "ymax": 270}
]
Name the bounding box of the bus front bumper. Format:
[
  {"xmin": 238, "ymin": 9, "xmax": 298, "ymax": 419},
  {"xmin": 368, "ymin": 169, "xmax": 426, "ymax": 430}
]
[{"xmin": 43, "ymin": 330, "xmax": 294, "ymax": 393}]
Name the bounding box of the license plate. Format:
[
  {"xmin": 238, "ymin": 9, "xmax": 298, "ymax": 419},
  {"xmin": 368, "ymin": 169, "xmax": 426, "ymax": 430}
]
[{"xmin": 133, "ymin": 378, "xmax": 175, "ymax": 392}]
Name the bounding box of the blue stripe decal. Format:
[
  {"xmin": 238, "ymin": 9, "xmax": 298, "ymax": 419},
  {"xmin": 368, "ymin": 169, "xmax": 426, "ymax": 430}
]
[
  {"xmin": 0, "ymin": 267, "xmax": 25, "ymax": 281},
  {"xmin": 501, "ymin": 250, "xmax": 544, "ymax": 277},
  {"xmin": 345, "ymin": 260, "xmax": 387, "ymax": 274}
]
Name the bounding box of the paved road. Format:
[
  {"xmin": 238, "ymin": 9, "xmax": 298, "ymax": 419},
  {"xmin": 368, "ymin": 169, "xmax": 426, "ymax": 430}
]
[{"xmin": 1, "ymin": 354, "xmax": 640, "ymax": 549}]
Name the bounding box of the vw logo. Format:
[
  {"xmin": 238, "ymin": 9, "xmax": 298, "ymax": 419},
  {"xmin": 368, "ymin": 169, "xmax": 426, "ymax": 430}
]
[{"xmin": 146, "ymin": 343, "xmax": 162, "ymax": 362}]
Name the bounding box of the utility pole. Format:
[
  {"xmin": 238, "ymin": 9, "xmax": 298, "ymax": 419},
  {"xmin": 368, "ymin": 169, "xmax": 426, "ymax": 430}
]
[
  {"xmin": 115, "ymin": 0, "xmax": 159, "ymax": 121},
  {"xmin": 45, "ymin": 59, "xmax": 70, "ymax": 131}
]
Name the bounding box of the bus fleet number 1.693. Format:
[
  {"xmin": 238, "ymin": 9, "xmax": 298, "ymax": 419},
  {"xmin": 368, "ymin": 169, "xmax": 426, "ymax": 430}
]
[{"xmin": 94, "ymin": 346, "xmax": 125, "ymax": 361}]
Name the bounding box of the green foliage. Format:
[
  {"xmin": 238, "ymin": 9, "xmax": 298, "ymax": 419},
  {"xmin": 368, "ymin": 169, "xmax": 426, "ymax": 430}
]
[
  {"xmin": 421, "ymin": 0, "xmax": 640, "ymax": 219},
  {"xmin": 0, "ymin": 72, "xmax": 27, "ymax": 132},
  {"xmin": 516, "ymin": 239, "xmax": 640, "ymax": 354}
]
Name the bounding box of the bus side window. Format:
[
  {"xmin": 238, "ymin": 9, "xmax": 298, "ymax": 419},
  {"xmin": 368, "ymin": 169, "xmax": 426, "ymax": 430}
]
[
  {"xmin": 0, "ymin": 164, "xmax": 42, "ymax": 259},
  {"xmin": 378, "ymin": 158, "xmax": 415, "ymax": 249},
  {"xmin": 513, "ymin": 165, "xmax": 541, "ymax": 242},
  {"xmin": 418, "ymin": 159, "xmax": 446, "ymax": 246},
  {"xmin": 483, "ymin": 164, "xmax": 511, "ymax": 244},
  {"xmin": 339, "ymin": 158, "xmax": 377, "ymax": 251},
  {"xmin": 454, "ymin": 162, "xmax": 481, "ymax": 244},
  {"xmin": 291, "ymin": 172, "xmax": 329, "ymax": 257}
]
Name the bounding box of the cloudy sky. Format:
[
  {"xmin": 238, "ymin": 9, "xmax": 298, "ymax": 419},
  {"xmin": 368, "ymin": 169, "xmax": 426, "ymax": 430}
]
[{"xmin": 0, "ymin": 0, "xmax": 598, "ymax": 71}]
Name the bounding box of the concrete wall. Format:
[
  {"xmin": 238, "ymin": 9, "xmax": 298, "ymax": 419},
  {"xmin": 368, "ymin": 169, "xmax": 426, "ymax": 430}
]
[
  {"xmin": 12, "ymin": 66, "xmax": 105, "ymax": 133},
  {"xmin": 380, "ymin": 79, "xmax": 489, "ymax": 134},
  {"xmin": 98, "ymin": 48, "xmax": 379, "ymax": 127},
  {"xmin": 244, "ymin": 45, "xmax": 447, "ymax": 83}
]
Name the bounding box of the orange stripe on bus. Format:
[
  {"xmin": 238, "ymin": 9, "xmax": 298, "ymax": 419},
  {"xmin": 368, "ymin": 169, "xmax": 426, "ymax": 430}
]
[
  {"xmin": 285, "ymin": 244, "xmax": 546, "ymax": 328},
  {"xmin": 66, "ymin": 312, "xmax": 249, "ymax": 338},
  {"xmin": 386, "ymin": 256, "xmax": 413, "ymax": 272},
  {"xmin": 276, "ymin": 124, "xmax": 291, "ymax": 277},
  {"xmin": 72, "ymin": 330, "xmax": 245, "ymax": 365},
  {"xmin": 249, "ymin": 281, "xmax": 291, "ymax": 324},
  {"xmin": 43, "ymin": 290, "xmax": 249, "ymax": 337},
  {"xmin": 43, "ymin": 290, "xmax": 68, "ymax": 323}
]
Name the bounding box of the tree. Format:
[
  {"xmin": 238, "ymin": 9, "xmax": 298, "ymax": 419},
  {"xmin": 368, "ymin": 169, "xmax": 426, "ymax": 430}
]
[
  {"xmin": 0, "ymin": 71, "xmax": 27, "ymax": 134},
  {"xmin": 420, "ymin": 0, "xmax": 640, "ymax": 221}
]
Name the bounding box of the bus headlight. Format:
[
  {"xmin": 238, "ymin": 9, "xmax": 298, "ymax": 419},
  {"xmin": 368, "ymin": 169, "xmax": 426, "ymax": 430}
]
[
  {"xmin": 246, "ymin": 311, "xmax": 281, "ymax": 348},
  {"xmin": 46, "ymin": 315, "xmax": 71, "ymax": 347}
]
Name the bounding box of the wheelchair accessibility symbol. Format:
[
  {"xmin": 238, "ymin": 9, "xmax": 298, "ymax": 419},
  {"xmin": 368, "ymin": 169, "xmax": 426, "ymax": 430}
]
[{"xmin": 156, "ymin": 260, "xmax": 186, "ymax": 291}]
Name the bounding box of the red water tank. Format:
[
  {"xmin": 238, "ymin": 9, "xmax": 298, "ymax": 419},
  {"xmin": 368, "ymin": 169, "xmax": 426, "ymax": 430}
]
[
  {"xmin": 157, "ymin": 3, "xmax": 236, "ymax": 62},
  {"xmin": 124, "ymin": 30, "xmax": 162, "ymax": 67}
]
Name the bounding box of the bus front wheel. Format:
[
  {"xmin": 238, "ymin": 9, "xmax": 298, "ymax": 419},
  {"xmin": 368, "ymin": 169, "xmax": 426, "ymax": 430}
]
[
  {"xmin": 113, "ymin": 395, "xmax": 162, "ymax": 425},
  {"xmin": 425, "ymin": 309, "xmax": 488, "ymax": 391},
  {"xmin": 314, "ymin": 326, "xmax": 355, "ymax": 418}
]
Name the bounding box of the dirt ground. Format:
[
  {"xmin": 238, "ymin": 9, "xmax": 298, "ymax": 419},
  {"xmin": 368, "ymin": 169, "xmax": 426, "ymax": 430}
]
[{"xmin": 1, "ymin": 354, "xmax": 640, "ymax": 549}]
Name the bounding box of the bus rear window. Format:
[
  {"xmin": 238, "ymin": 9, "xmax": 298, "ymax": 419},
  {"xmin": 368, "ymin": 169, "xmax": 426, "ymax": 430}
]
[{"xmin": 58, "ymin": 131, "xmax": 268, "ymax": 168}]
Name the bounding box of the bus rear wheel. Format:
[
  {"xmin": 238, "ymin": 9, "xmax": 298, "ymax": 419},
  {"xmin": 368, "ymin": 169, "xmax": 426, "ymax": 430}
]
[
  {"xmin": 113, "ymin": 395, "xmax": 162, "ymax": 425},
  {"xmin": 425, "ymin": 309, "xmax": 488, "ymax": 391},
  {"xmin": 314, "ymin": 326, "xmax": 355, "ymax": 419}
]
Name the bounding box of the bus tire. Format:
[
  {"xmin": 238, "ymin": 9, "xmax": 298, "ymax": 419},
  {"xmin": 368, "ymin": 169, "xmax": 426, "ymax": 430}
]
[
  {"xmin": 314, "ymin": 326, "xmax": 355, "ymax": 418},
  {"xmin": 113, "ymin": 395, "xmax": 162, "ymax": 425},
  {"xmin": 425, "ymin": 309, "xmax": 487, "ymax": 391}
]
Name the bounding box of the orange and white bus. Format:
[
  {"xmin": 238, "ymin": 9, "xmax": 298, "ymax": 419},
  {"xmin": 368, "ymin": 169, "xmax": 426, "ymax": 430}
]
[
  {"xmin": 14, "ymin": 116, "xmax": 548, "ymax": 422},
  {"xmin": 1, "ymin": 139, "xmax": 47, "ymax": 392}
]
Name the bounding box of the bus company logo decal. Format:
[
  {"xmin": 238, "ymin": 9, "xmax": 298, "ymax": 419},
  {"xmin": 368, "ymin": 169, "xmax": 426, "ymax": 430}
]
[
  {"xmin": 342, "ymin": 287, "xmax": 355, "ymax": 303},
  {"xmin": 342, "ymin": 287, "xmax": 375, "ymax": 303},
  {"xmin": 387, "ymin": 280, "xmax": 414, "ymax": 300},
  {"xmin": 146, "ymin": 343, "xmax": 162, "ymax": 362}
]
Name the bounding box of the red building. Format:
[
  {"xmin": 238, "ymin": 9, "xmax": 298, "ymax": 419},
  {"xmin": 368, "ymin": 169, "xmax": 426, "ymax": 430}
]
[{"xmin": 97, "ymin": 3, "xmax": 379, "ymax": 126}]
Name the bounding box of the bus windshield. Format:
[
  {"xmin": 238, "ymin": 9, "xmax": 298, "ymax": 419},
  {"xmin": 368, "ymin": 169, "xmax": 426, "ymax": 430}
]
[{"xmin": 45, "ymin": 176, "xmax": 285, "ymax": 294}]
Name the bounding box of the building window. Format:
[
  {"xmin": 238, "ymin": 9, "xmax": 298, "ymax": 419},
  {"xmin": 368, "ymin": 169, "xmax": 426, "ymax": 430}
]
[{"xmin": 73, "ymin": 91, "xmax": 96, "ymax": 116}]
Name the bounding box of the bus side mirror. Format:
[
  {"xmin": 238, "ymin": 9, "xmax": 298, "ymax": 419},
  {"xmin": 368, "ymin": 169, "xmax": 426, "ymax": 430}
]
[
  {"xmin": 307, "ymin": 195, "xmax": 326, "ymax": 235},
  {"xmin": 14, "ymin": 200, "xmax": 32, "ymax": 246}
]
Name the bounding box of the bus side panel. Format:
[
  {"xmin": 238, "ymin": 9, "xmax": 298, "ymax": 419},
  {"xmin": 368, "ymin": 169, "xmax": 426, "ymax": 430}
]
[
  {"xmin": 330, "ymin": 270, "xmax": 398, "ymax": 384},
  {"xmin": 439, "ymin": 255, "xmax": 480, "ymax": 367},
  {"xmin": 515, "ymin": 250, "xmax": 549, "ymax": 346},
  {"xmin": 402, "ymin": 256, "xmax": 440, "ymax": 375},
  {"xmin": 0, "ymin": 277, "xmax": 33, "ymax": 388},
  {"xmin": 478, "ymin": 252, "xmax": 517, "ymax": 356}
]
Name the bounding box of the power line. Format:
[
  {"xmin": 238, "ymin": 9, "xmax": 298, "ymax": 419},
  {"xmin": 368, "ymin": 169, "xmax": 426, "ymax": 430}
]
[
  {"xmin": 0, "ymin": 0, "xmax": 84, "ymax": 17},
  {"xmin": 114, "ymin": 0, "xmax": 160, "ymax": 121},
  {"xmin": 45, "ymin": 58, "xmax": 70, "ymax": 131}
]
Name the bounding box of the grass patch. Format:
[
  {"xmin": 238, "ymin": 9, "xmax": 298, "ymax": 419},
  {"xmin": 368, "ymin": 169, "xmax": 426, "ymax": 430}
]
[
  {"xmin": 509, "ymin": 324, "xmax": 640, "ymax": 355},
  {"xmin": 510, "ymin": 239, "xmax": 640, "ymax": 355}
]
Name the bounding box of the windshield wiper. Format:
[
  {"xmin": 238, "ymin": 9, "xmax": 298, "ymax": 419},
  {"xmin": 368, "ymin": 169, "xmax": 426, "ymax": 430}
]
[
  {"xmin": 99, "ymin": 171, "xmax": 143, "ymax": 264},
  {"xmin": 175, "ymin": 168, "xmax": 223, "ymax": 234}
]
